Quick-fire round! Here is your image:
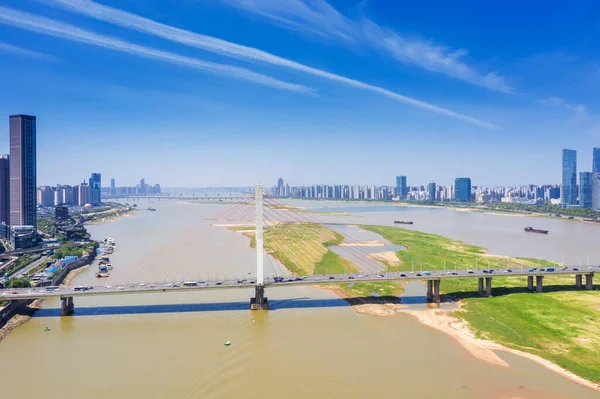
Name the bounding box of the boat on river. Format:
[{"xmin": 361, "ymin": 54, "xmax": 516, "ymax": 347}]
[
  {"xmin": 394, "ymin": 220, "xmax": 414, "ymax": 225},
  {"xmin": 524, "ymin": 227, "xmax": 549, "ymax": 234}
]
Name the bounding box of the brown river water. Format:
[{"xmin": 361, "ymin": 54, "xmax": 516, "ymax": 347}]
[{"xmin": 0, "ymin": 199, "xmax": 598, "ymax": 399}]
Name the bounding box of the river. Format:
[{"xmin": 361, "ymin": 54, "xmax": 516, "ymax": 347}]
[{"xmin": 0, "ymin": 199, "xmax": 598, "ymax": 398}]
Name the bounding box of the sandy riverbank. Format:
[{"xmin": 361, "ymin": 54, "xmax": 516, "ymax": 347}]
[
  {"xmin": 324, "ymin": 284, "xmax": 600, "ymax": 392},
  {"xmin": 60, "ymin": 264, "xmax": 91, "ymax": 286},
  {"xmin": 84, "ymin": 208, "xmax": 136, "ymax": 225},
  {"xmin": 0, "ymin": 298, "xmax": 44, "ymax": 344},
  {"xmin": 369, "ymin": 251, "xmax": 400, "ymax": 264}
]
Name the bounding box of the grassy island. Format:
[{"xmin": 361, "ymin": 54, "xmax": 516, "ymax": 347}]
[{"xmin": 360, "ymin": 225, "xmax": 600, "ymax": 384}]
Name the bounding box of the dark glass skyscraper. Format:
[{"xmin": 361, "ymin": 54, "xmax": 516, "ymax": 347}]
[
  {"xmin": 561, "ymin": 149, "xmax": 577, "ymax": 206},
  {"xmin": 0, "ymin": 154, "xmax": 9, "ymax": 224},
  {"xmin": 110, "ymin": 178, "xmax": 116, "ymax": 195},
  {"xmin": 9, "ymin": 115, "xmax": 36, "ymax": 227},
  {"xmin": 427, "ymin": 182, "xmax": 436, "ymax": 201},
  {"xmin": 579, "ymin": 172, "xmax": 593, "ymax": 209},
  {"xmin": 454, "ymin": 178, "xmax": 472, "ymax": 202},
  {"xmin": 395, "ymin": 176, "xmax": 407, "ymax": 199},
  {"xmin": 89, "ymin": 173, "xmax": 101, "ymax": 205}
]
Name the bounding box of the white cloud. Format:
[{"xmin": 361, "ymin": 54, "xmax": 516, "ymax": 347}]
[
  {"xmin": 0, "ymin": 40, "xmax": 56, "ymax": 60},
  {"xmin": 539, "ymin": 97, "xmax": 587, "ymax": 117},
  {"xmin": 219, "ymin": 0, "xmax": 514, "ymax": 94},
  {"xmin": 0, "ymin": 6, "xmax": 313, "ymax": 94},
  {"xmin": 41, "ymin": 0, "xmax": 496, "ymax": 128}
]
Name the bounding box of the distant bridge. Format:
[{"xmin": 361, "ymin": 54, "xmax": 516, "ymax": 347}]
[{"xmin": 104, "ymin": 195, "xmax": 251, "ymax": 201}]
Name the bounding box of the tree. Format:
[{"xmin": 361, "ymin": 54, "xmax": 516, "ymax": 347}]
[{"xmin": 7, "ymin": 278, "xmax": 31, "ymax": 288}]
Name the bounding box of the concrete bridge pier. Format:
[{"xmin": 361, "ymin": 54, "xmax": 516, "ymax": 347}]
[
  {"xmin": 427, "ymin": 280, "xmax": 433, "ymax": 301},
  {"xmin": 250, "ymin": 285, "xmax": 269, "ymax": 310},
  {"xmin": 585, "ymin": 274, "xmax": 594, "ymax": 290},
  {"xmin": 527, "ymin": 276, "xmax": 534, "ymax": 291},
  {"xmin": 485, "ymin": 277, "xmax": 493, "ymax": 297},
  {"xmin": 478, "ymin": 278, "xmax": 484, "ymax": 296},
  {"xmin": 60, "ymin": 296, "xmax": 74, "ymax": 316},
  {"xmin": 536, "ymin": 276, "xmax": 544, "ymax": 293},
  {"xmin": 576, "ymin": 274, "xmax": 582, "ymax": 289},
  {"xmin": 433, "ymin": 280, "xmax": 441, "ymax": 303}
]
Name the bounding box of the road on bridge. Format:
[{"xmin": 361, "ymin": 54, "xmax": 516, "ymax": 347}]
[{"xmin": 2, "ymin": 264, "xmax": 597, "ymax": 301}]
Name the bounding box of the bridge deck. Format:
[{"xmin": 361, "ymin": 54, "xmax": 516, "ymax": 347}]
[{"xmin": 2, "ymin": 267, "xmax": 596, "ymax": 301}]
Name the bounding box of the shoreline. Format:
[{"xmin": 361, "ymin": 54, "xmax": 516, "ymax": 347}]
[
  {"xmin": 83, "ymin": 208, "xmax": 136, "ymax": 225},
  {"xmin": 323, "ymin": 284, "xmax": 600, "ymax": 392},
  {"xmin": 0, "ymin": 298, "xmax": 44, "ymax": 344}
]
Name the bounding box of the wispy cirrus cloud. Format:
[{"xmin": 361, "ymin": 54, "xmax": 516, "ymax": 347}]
[
  {"xmin": 41, "ymin": 0, "xmax": 496, "ymax": 128},
  {"xmin": 539, "ymin": 97, "xmax": 588, "ymax": 117},
  {"xmin": 0, "ymin": 40, "xmax": 57, "ymax": 60},
  {"xmin": 219, "ymin": 0, "xmax": 515, "ymax": 94},
  {"xmin": 0, "ymin": 6, "xmax": 313, "ymax": 94}
]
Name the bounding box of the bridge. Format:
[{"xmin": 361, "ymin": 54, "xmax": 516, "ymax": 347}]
[
  {"xmin": 1, "ymin": 184, "xmax": 598, "ymax": 316},
  {"xmin": 2, "ymin": 267, "xmax": 597, "ymax": 315},
  {"xmin": 104, "ymin": 195, "xmax": 250, "ymax": 201}
]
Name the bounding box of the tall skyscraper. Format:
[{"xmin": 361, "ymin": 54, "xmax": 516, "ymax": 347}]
[
  {"xmin": 561, "ymin": 149, "xmax": 577, "ymax": 207},
  {"xmin": 592, "ymin": 173, "xmax": 600, "ymax": 211},
  {"xmin": 454, "ymin": 178, "xmax": 472, "ymax": 202},
  {"xmin": 9, "ymin": 115, "xmax": 36, "ymax": 227},
  {"xmin": 395, "ymin": 176, "xmax": 407, "ymax": 199},
  {"xmin": 89, "ymin": 173, "xmax": 101, "ymax": 205},
  {"xmin": 593, "ymin": 147, "xmax": 600, "ymax": 174},
  {"xmin": 579, "ymin": 172, "xmax": 593, "ymax": 209},
  {"xmin": 427, "ymin": 182, "xmax": 436, "ymax": 201},
  {"xmin": 0, "ymin": 155, "xmax": 9, "ymax": 224},
  {"xmin": 139, "ymin": 178, "xmax": 146, "ymax": 194},
  {"xmin": 110, "ymin": 178, "xmax": 116, "ymax": 195}
]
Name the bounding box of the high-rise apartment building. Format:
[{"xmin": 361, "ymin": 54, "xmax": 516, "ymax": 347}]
[
  {"xmin": 9, "ymin": 115, "xmax": 36, "ymax": 227},
  {"xmin": 561, "ymin": 149, "xmax": 577, "ymax": 207},
  {"xmin": 593, "ymin": 147, "xmax": 600, "ymax": 174},
  {"xmin": 580, "ymin": 172, "xmax": 593, "ymax": 208},
  {"xmin": 427, "ymin": 182, "xmax": 436, "ymax": 201},
  {"xmin": 395, "ymin": 176, "xmax": 407, "ymax": 199},
  {"xmin": 139, "ymin": 178, "xmax": 146, "ymax": 194},
  {"xmin": 454, "ymin": 178, "xmax": 472, "ymax": 202},
  {"xmin": 0, "ymin": 155, "xmax": 9, "ymax": 224},
  {"xmin": 110, "ymin": 178, "xmax": 116, "ymax": 195},
  {"xmin": 593, "ymin": 173, "xmax": 600, "ymax": 211},
  {"xmin": 89, "ymin": 173, "xmax": 101, "ymax": 205},
  {"xmin": 78, "ymin": 182, "xmax": 91, "ymax": 205}
]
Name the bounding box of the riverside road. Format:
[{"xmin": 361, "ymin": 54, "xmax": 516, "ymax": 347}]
[{"xmin": 2, "ymin": 265, "xmax": 597, "ymax": 301}]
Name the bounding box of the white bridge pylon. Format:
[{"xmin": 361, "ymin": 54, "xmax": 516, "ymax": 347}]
[
  {"xmin": 251, "ymin": 183, "xmax": 268, "ymax": 309},
  {"xmin": 255, "ymin": 183, "xmax": 264, "ymax": 286}
]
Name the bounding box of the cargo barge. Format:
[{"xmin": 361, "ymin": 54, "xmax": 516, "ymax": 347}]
[
  {"xmin": 524, "ymin": 227, "xmax": 549, "ymax": 234},
  {"xmin": 394, "ymin": 220, "xmax": 414, "ymax": 225}
]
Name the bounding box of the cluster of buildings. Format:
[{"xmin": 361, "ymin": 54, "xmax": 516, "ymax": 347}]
[
  {"xmin": 101, "ymin": 178, "xmax": 161, "ymax": 196},
  {"xmin": 272, "ymin": 147, "xmax": 600, "ymax": 211},
  {"xmin": 37, "ymin": 173, "xmax": 102, "ymax": 207},
  {"xmin": 561, "ymin": 148, "xmax": 600, "ymax": 210},
  {"xmin": 271, "ymin": 176, "xmax": 477, "ymax": 202}
]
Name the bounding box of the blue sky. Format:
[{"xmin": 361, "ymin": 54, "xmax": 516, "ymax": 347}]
[{"xmin": 0, "ymin": 0, "xmax": 599, "ymax": 187}]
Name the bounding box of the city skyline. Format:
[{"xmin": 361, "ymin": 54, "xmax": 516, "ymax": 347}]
[{"xmin": 0, "ymin": 1, "xmax": 599, "ymax": 186}]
